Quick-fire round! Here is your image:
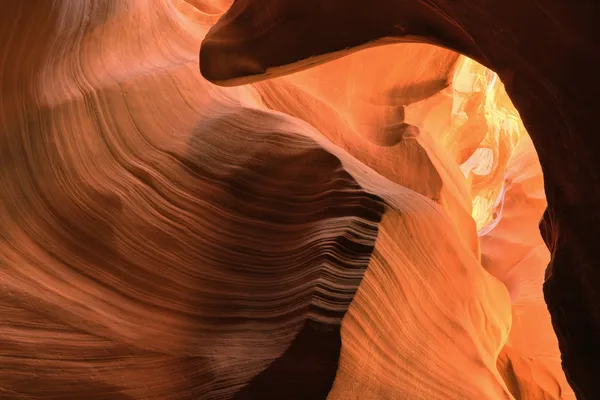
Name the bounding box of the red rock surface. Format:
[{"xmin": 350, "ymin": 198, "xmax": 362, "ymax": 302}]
[{"xmin": 1, "ymin": 0, "xmax": 597, "ymax": 398}]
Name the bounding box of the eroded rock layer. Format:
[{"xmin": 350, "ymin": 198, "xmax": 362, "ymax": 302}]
[
  {"xmin": 202, "ymin": 0, "xmax": 598, "ymax": 398},
  {"xmin": 0, "ymin": 0, "xmax": 591, "ymax": 399}
]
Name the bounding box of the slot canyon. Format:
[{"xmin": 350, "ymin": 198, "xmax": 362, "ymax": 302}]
[{"xmin": 0, "ymin": 0, "xmax": 598, "ymax": 399}]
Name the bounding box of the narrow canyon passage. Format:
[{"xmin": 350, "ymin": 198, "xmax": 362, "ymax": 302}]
[
  {"xmin": 253, "ymin": 43, "xmax": 572, "ymax": 399},
  {"xmin": 1, "ymin": 0, "xmax": 595, "ymax": 399}
]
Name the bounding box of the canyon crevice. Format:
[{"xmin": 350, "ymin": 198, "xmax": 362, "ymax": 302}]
[{"xmin": 1, "ymin": 0, "xmax": 597, "ymax": 399}]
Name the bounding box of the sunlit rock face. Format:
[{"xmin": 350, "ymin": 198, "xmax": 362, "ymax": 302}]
[
  {"xmin": 253, "ymin": 40, "xmax": 572, "ymax": 400},
  {"xmin": 203, "ymin": 0, "xmax": 600, "ymax": 399},
  {"xmin": 1, "ymin": 0, "xmax": 594, "ymax": 399}
]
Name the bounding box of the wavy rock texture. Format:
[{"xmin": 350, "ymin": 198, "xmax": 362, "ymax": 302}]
[
  {"xmin": 202, "ymin": 0, "xmax": 599, "ymax": 399},
  {"xmin": 0, "ymin": 0, "xmax": 590, "ymax": 399},
  {"xmin": 252, "ymin": 42, "xmax": 573, "ymax": 400}
]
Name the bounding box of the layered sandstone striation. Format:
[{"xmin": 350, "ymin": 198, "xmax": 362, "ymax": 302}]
[
  {"xmin": 202, "ymin": 0, "xmax": 598, "ymax": 398},
  {"xmin": 1, "ymin": 0, "xmax": 594, "ymax": 399}
]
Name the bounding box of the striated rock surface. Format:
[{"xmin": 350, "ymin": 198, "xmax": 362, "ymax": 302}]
[
  {"xmin": 0, "ymin": 0, "xmax": 593, "ymax": 399},
  {"xmin": 202, "ymin": 0, "xmax": 598, "ymax": 398}
]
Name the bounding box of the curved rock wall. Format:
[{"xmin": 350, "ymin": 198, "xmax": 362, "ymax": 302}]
[{"xmin": 2, "ymin": 0, "xmax": 595, "ymax": 398}]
